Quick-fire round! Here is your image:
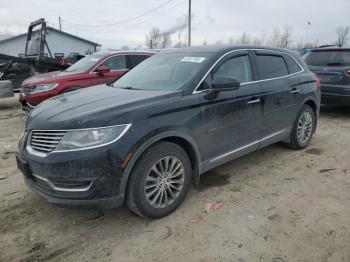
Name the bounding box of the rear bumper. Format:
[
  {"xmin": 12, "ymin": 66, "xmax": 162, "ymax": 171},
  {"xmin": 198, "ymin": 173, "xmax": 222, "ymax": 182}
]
[{"xmin": 321, "ymin": 92, "xmax": 350, "ymax": 106}]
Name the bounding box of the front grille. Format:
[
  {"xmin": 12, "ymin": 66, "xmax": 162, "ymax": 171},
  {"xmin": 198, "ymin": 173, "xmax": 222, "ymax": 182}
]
[{"xmin": 29, "ymin": 130, "xmax": 66, "ymax": 153}]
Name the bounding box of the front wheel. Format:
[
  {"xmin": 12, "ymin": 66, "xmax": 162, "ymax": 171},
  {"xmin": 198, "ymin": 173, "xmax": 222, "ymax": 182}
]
[
  {"xmin": 288, "ymin": 105, "xmax": 316, "ymax": 149},
  {"xmin": 126, "ymin": 142, "xmax": 192, "ymax": 218}
]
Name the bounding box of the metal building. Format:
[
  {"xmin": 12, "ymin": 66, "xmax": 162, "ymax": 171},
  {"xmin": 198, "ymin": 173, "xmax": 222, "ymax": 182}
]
[{"xmin": 0, "ymin": 27, "xmax": 100, "ymax": 58}]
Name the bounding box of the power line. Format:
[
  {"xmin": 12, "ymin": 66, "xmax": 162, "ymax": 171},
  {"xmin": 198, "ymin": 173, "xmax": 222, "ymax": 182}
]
[
  {"xmin": 188, "ymin": 0, "xmax": 191, "ymax": 46},
  {"xmin": 63, "ymin": 0, "xmax": 177, "ymax": 28},
  {"xmin": 78, "ymin": 0, "xmax": 188, "ymax": 33}
]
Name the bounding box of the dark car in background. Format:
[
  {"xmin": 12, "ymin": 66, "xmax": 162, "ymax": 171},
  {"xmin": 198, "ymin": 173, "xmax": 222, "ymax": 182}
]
[
  {"xmin": 16, "ymin": 45, "xmax": 320, "ymax": 218},
  {"xmin": 19, "ymin": 51, "xmax": 154, "ymax": 110},
  {"xmin": 304, "ymin": 48, "xmax": 350, "ymax": 106},
  {"xmin": 0, "ymin": 61, "xmax": 34, "ymax": 93}
]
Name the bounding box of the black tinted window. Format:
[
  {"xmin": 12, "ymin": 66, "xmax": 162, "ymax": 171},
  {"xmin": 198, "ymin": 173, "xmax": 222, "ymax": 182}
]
[
  {"xmin": 284, "ymin": 55, "xmax": 302, "ymax": 74},
  {"xmin": 101, "ymin": 55, "xmax": 126, "ymax": 70},
  {"xmin": 256, "ymin": 54, "xmax": 288, "ymax": 79},
  {"xmin": 213, "ymin": 55, "xmax": 253, "ymax": 83},
  {"xmin": 305, "ymin": 50, "xmax": 350, "ymax": 67},
  {"xmin": 128, "ymin": 55, "xmax": 150, "ymax": 68}
]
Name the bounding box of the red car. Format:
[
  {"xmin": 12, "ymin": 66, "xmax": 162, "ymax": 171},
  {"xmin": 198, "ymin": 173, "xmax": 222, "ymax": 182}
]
[{"xmin": 19, "ymin": 51, "xmax": 154, "ymax": 110}]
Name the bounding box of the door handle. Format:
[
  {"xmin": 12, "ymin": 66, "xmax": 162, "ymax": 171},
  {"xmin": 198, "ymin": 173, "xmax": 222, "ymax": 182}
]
[
  {"xmin": 247, "ymin": 98, "xmax": 261, "ymax": 104},
  {"xmin": 290, "ymin": 88, "xmax": 300, "ymax": 94}
]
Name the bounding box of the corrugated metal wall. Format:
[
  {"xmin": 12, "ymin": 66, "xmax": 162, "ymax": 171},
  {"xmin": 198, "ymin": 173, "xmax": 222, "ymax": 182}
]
[{"xmin": 0, "ymin": 30, "xmax": 98, "ymax": 57}]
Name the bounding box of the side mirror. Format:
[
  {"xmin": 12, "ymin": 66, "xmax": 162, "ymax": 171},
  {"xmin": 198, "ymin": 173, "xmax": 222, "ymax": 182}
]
[
  {"xmin": 211, "ymin": 76, "xmax": 240, "ymax": 91},
  {"xmin": 96, "ymin": 65, "xmax": 110, "ymax": 75}
]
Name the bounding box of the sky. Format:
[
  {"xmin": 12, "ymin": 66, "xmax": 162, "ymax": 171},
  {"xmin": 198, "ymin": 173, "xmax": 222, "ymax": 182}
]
[{"xmin": 0, "ymin": 0, "xmax": 349, "ymax": 49}]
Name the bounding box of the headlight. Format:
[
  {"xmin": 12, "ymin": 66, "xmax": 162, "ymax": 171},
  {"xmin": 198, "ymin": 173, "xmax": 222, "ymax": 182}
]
[
  {"xmin": 55, "ymin": 124, "xmax": 131, "ymax": 152},
  {"xmin": 18, "ymin": 131, "xmax": 28, "ymax": 151},
  {"xmin": 31, "ymin": 83, "xmax": 58, "ymax": 94}
]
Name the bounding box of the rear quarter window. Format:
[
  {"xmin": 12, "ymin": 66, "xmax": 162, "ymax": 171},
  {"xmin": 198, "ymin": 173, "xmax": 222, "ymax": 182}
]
[
  {"xmin": 256, "ymin": 54, "xmax": 289, "ymax": 79},
  {"xmin": 284, "ymin": 55, "xmax": 302, "ymax": 74}
]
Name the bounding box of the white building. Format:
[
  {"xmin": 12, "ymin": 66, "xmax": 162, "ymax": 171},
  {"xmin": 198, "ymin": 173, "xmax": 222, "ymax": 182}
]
[{"xmin": 0, "ymin": 27, "xmax": 100, "ymax": 58}]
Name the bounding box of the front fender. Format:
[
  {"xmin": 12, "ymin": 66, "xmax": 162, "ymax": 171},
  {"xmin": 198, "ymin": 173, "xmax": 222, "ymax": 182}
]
[{"xmin": 118, "ymin": 130, "xmax": 201, "ymax": 197}]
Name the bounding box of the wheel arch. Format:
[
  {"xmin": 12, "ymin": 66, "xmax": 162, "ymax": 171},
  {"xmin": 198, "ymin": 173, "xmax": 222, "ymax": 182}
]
[
  {"xmin": 304, "ymin": 99, "xmax": 318, "ymax": 116},
  {"xmin": 119, "ymin": 131, "xmax": 201, "ymax": 197},
  {"xmin": 303, "ymin": 97, "xmax": 319, "ymax": 132}
]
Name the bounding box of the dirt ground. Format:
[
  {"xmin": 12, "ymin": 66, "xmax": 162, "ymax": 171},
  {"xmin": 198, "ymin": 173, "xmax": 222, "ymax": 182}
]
[{"xmin": 0, "ymin": 96, "xmax": 349, "ymax": 262}]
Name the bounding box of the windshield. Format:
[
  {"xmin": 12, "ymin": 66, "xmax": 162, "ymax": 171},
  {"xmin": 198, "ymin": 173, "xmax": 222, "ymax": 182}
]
[
  {"xmin": 113, "ymin": 52, "xmax": 212, "ymax": 91},
  {"xmin": 305, "ymin": 50, "xmax": 350, "ymax": 67},
  {"xmin": 65, "ymin": 53, "xmax": 105, "ymax": 73}
]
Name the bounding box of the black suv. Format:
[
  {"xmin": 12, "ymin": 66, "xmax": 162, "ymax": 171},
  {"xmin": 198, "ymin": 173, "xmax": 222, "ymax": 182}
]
[
  {"xmin": 16, "ymin": 45, "xmax": 320, "ymax": 218},
  {"xmin": 304, "ymin": 48, "xmax": 350, "ymax": 105}
]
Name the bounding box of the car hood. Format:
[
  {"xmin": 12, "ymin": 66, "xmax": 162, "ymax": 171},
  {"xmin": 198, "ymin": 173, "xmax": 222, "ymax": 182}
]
[
  {"xmin": 22, "ymin": 70, "xmax": 81, "ymax": 86},
  {"xmin": 26, "ymin": 84, "xmax": 182, "ymax": 130}
]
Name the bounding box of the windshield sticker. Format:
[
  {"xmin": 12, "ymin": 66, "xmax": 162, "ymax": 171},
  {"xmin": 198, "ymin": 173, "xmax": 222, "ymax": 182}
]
[{"xmin": 181, "ymin": 57, "xmax": 206, "ymax": 63}]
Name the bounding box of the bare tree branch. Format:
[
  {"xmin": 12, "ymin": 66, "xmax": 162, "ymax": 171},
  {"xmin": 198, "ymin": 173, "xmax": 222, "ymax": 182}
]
[{"xmin": 336, "ymin": 26, "xmax": 349, "ymax": 47}]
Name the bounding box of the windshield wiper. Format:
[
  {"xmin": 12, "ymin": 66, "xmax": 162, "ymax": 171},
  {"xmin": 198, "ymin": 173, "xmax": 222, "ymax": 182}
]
[
  {"xmin": 327, "ymin": 62, "xmax": 343, "ymax": 66},
  {"xmin": 118, "ymin": 86, "xmax": 139, "ymax": 90}
]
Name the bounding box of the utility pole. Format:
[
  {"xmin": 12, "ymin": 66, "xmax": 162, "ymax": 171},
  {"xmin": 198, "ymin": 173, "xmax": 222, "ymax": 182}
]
[
  {"xmin": 59, "ymin": 16, "xmax": 62, "ymax": 31},
  {"xmin": 188, "ymin": 0, "xmax": 191, "ymax": 47}
]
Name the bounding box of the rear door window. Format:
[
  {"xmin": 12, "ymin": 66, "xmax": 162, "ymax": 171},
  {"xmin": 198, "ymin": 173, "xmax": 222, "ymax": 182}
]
[
  {"xmin": 127, "ymin": 55, "xmax": 150, "ymax": 69},
  {"xmin": 101, "ymin": 55, "xmax": 127, "ymax": 70},
  {"xmin": 305, "ymin": 50, "xmax": 350, "ymax": 67},
  {"xmin": 255, "ymin": 54, "xmax": 288, "ymax": 79}
]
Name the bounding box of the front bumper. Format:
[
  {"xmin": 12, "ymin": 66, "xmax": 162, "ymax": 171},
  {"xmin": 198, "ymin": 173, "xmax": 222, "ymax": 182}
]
[
  {"xmin": 19, "ymin": 92, "xmax": 35, "ymax": 112},
  {"xmin": 25, "ymin": 176, "xmax": 123, "ymax": 208},
  {"xmin": 16, "ymin": 145, "xmax": 127, "ymax": 208}
]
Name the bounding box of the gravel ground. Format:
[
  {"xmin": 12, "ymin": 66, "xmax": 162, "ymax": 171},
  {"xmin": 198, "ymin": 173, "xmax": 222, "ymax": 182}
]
[{"xmin": 0, "ymin": 96, "xmax": 349, "ymax": 262}]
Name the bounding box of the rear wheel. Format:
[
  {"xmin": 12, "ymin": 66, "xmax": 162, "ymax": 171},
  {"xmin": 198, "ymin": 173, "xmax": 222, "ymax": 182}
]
[
  {"xmin": 126, "ymin": 142, "xmax": 192, "ymax": 218},
  {"xmin": 288, "ymin": 105, "xmax": 315, "ymax": 149}
]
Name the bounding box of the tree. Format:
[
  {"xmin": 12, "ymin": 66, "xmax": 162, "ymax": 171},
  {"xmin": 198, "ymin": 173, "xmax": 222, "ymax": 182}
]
[
  {"xmin": 121, "ymin": 45, "xmax": 130, "ymax": 50},
  {"xmin": 336, "ymin": 26, "xmax": 349, "ymax": 47},
  {"xmin": 280, "ymin": 25, "xmax": 293, "ymax": 48},
  {"xmin": 237, "ymin": 33, "xmax": 251, "ymax": 44},
  {"xmin": 160, "ymin": 33, "xmax": 172, "ymax": 48},
  {"xmin": 268, "ymin": 27, "xmax": 281, "ymax": 47},
  {"xmin": 145, "ymin": 27, "xmax": 161, "ymax": 49}
]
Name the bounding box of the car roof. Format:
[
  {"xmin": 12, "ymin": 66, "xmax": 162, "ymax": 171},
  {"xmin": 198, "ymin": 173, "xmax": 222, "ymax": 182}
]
[
  {"xmin": 311, "ymin": 47, "xmax": 350, "ymax": 52},
  {"xmin": 159, "ymin": 45, "xmax": 297, "ymax": 55},
  {"xmin": 94, "ymin": 50, "xmax": 156, "ymax": 57}
]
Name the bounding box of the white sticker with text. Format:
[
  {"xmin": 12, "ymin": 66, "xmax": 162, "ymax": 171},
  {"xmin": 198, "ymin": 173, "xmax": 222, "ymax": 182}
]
[{"xmin": 181, "ymin": 57, "xmax": 206, "ymax": 63}]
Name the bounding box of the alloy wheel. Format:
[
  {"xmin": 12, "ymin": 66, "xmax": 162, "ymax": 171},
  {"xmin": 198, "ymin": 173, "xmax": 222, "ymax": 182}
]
[
  {"xmin": 297, "ymin": 111, "xmax": 313, "ymax": 144},
  {"xmin": 144, "ymin": 156, "xmax": 185, "ymax": 208}
]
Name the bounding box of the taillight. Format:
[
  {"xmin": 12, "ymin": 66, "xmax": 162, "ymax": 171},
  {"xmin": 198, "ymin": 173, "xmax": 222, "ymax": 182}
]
[
  {"xmin": 315, "ymin": 75, "xmax": 321, "ymax": 88},
  {"xmin": 345, "ymin": 69, "xmax": 350, "ymax": 76}
]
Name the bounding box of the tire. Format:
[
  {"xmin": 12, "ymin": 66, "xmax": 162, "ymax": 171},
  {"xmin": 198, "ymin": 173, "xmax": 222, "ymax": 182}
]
[
  {"xmin": 288, "ymin": 105, "xmax": 315, "ymax": 149},
  {"xmin": 126, "ymin": 141, "xmax": 192, "ymax": 219}
]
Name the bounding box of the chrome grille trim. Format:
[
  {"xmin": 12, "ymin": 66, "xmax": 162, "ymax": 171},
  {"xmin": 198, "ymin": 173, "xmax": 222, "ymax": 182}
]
[
  {"xmin": 28, "ymin": 130, "xmax": 66, "ymax": 154},
  {"xmin": 31, "ymin": 139, "xmax": 60, "ymax": 144},
  {"xmin": 32, "ymin": 174, "xmax": 93, "ymax": 192},
  {"xmin": 31, "ymin": 135, "xmax": 62, "ymax": 140}
]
